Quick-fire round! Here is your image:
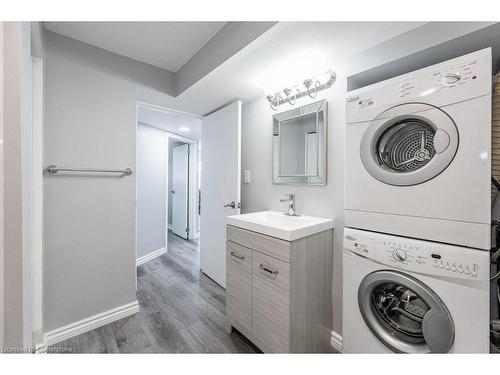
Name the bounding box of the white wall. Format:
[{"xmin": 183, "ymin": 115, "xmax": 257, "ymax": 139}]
[
  {"xmin": 137, "ymin": 123, "xmax": 167, "ymax": 259},
  {"xmin": 44, "ymin": 31, "xmax": 137, "ymax": 332}
]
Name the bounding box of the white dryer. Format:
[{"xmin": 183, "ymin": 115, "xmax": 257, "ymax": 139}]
[
  {"xmin": 345, "ymin": 48, "xmax": 492, "ymax": 249},
  {"xmin": 342, "ymin": 228, "xmax": 490, "ymax": 353}
]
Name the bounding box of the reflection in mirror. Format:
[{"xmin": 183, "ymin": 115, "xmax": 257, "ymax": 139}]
[{"xmin": 273, "ymin": 100, "xmax": 327, "ymax": 185}]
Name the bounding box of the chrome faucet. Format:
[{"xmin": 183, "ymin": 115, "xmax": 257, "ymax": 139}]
[{"xmin": 280, "ymin": 194, "xmax": 298, "ymax": 216}]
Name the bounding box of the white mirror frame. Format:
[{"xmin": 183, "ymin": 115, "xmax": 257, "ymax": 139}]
[{"xmin": 272, "ymin": 99, "xmax": 327, "ymax": 185}]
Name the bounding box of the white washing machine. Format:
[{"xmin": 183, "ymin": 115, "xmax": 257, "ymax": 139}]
[
  {"xmin": 342, "ymin": 228, "xmax": 490, "ymax": 353},
  {"xmin": 345, "ymin": 48, "xmax": 492, "ymax": 250}
]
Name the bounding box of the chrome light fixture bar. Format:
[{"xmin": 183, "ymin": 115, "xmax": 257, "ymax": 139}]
[{"xmin": 266, "ymin": 70, "xmax": 336, "ymax": 111}]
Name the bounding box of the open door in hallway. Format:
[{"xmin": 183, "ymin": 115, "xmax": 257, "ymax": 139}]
[
  {"xmin": 171, "ymin": 143, "xmax": 190, "ymax": 239},
  {"xmin": 200, "ymin": 101, "xmax": 241, "ymax": 288}
]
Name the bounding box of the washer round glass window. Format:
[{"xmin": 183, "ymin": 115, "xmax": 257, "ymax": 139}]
[
  {"xmin": 358, "ymin": 270, "xmax": 455, "ymax": 353},
  {"xmin": 360, "ymin": 103, "xmax": 459, "ymax": 186}
]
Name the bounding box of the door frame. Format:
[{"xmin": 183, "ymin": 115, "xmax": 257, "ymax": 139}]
[{"xmin": 31, "ymin": 56, "xmax": 44, "ymax": 349}]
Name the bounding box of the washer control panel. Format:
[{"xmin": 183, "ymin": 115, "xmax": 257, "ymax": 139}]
[{"xmin": 344, "ymin": 228, "xmax": 489, "ymax": 284}]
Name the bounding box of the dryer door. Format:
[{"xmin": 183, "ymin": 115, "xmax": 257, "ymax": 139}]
[
  {"xmin": 360, "ymin": 103, "xmax": 459, "ymax": 186},
  {"xmin": 358, "ymin": 270, "xmax": 455, "ymax": 353}
]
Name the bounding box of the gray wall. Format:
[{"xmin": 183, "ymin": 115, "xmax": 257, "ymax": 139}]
[
  {"xmin": 44, "ymin": 31, "xmax": 137, "ymax": 332},
  {"xmin": 241, "ymin": 21, "xmax": 496, "ymax": 337},
  {"xmin": 137, "ymin": 123, "xmax": 167, "ymax": 259}
]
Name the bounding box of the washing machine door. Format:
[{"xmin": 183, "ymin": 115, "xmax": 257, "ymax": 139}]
[
  {"xmin": 358, "ymin": 270, "xmax": 455, "ymax": 353},
  {"xmin": 360, "ymin": 102, "xmax": 459, "ymax": 186}
]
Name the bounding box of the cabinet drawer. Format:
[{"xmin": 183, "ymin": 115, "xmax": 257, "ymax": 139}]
[
  {"xmin": 252, "ymin": 251, "xmax": 291, "ymax": 353},
  {"xmin": 226, "ymin": 242, "xmax": 252, "ymax": 333},
  {"xmin": 227, "ymin": 225, "xmax": 291, "ymax": 262}
]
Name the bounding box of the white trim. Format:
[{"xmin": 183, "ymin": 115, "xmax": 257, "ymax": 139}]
[
  {"xmin": 136, "ymin": 247, "xmax": 166, "ymax": 267},
  {"xmin": 0, "ymin": 21, "xmax": 4, "ymax": 347},
  {"xmin": 168, "ymin": 224, "xmax": 173, "ymax": 230},
  {"xmin": 43, "ymin": 301, "xmax": 139, "ymax": 347},
  {"xmin": 330, "ymin": 331, "xmax": 343, "ymax": 353},
  {"xmin": 31, "ymin": 56, "xmax": 44, "ymax": 349}
]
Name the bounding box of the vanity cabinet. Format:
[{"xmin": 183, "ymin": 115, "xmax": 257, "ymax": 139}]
[{"xmin": 226, "ymin": 224, "xmax": 333, "ymax": 353}]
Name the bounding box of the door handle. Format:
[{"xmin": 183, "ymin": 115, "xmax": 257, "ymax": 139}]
[
  {"xmin": 224, "ymin": 201, "xmax": 240, "ymax": 209},
  {"xmin": 259, "ymin": 264, "xmax": 279, "ymax": 279},
  {"xmin": 171, "ymin": 190, "xmax": 175, "ymax": 194}
]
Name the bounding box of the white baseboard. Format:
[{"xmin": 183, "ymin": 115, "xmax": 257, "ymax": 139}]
[
  {"xmin": 136, "ymin": 247, "xmax": 166, "ymax": 266},
  {"xmin": 167, "ymin": 224, "xmax": 173, "ymax": 230},
  {"xmin": 330, "ymin": 331, "xmax": 343, "ymax": 353},
  {"xmin": 43, "ymin": 301, "xmax": 139, "ymax": 347}
]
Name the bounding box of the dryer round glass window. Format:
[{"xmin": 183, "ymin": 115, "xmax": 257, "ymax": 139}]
[
  {"xmin": 358, "ymin": 270, "xmax": 455, "ymax": 353},
  {"xmin": 360, "ymin": 103, "xmax": 459, "ymax": 186}
]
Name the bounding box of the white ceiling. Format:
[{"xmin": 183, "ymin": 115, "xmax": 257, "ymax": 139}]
[
  {"xmin": 137, "ymin": 106, "xmax": 201, "ymax": 141},
  {"xmin": 137, "ymin": 22, "xmax": 426, "ymax": 115},
  {"xmin": 44, "ymin": 22, "xmax": 227, "ymax": 72}
]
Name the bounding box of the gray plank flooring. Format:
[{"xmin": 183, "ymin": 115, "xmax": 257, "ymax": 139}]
[{"xmin": 49, "ymin": 231, "xmax": 261, "ymax": 353}]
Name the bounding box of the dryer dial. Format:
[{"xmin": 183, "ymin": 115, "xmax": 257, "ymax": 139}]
[
  {"xmin": 443, "ymin": 72, "xmax": 461, "ymax": 84},
  {"xmin": 392, "ymin": 249, "xmax": 408, "ymax": 262}
]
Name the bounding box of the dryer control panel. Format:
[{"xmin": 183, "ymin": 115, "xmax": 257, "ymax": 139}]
[
  {"xmin": 344, "ymin": 227, "xmax": 490, "ymax": 285},
  {"xmin": 346, "ymin": 48, "xmax": 492, "ymax": 124}
]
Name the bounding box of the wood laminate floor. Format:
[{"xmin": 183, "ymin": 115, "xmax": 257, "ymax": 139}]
[{"xmin": 49, "ymin": 231, "xmax": 260, "ymax": 353}]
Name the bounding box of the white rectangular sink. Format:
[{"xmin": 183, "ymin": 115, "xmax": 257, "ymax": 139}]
[{"xmin": 226, "ymin": 211, "xmax": 334, "ymax": 241}]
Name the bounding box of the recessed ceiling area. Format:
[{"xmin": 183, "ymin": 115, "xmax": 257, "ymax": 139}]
[
  {"xmin": 44, "ymin": 21, "xmax": 227, "ymax": 72},
  {"xmin": 137, "ymin": 106, "xmax": 201, "ymax": 141}
]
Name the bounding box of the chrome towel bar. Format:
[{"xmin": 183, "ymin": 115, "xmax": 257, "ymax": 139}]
[{"xmin": 45, "ymin": 165, "xmax": 133, "ymax": 175}]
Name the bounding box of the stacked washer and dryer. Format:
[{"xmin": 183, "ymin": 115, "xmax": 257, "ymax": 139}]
[{"xmin": 343, "ymin": 48, "xmax": 492, "ymax": 353}]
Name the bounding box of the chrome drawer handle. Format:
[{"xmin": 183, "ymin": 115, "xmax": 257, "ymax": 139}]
[
  {"xmin": 230, "ymin": 251, "xmax": 245, "ymax": 261},
  {"xmin": 259, "ymin": 264, "xmax": 278, "ymax": 279}
]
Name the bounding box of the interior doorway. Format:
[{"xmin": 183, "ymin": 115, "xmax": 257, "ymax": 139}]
[
  {"xmin": 168, "ymin": 137, "xmax": 199, "ymax": 240},
  {"xmin": 135, "ymin": 102, "xmax": 201, "ymax": 271}
]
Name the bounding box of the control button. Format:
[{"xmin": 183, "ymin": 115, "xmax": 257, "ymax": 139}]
[
  {"xmin": 465, "ymin": 269, "xmax": 471, "ymax": 275},
  {"xmin": 458, "ymin": 267, "xmax": 464, "ymax": 274},
  {"xmin": 392, "ymin": 249, "xmax": 407, "ymax": 262},
  {"xmin": 439, "ymin": 263, "xmax": 444, "ymax": 269},
  {"xmin": 433, "ymin": 262, "xmax": 438, "ymax": 268},
  {"xmin": 443, "ymin": 72, "xmax": 461, "ymax": 84},
  {"xmin": 445, "ymin": 264, "xmax": 450, "ymax": 270},
  {"xmin": 472, "ymin": 271, "xmax": 478, "ymax": 277},
  {"xmin": 452, "ymin": 266, "xmax": 457, "ymax": 272}
]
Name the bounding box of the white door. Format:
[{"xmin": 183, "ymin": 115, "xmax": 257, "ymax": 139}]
[
  {"xmin": 200, "ymin": 101, "xmax": 241, "ymax": 288},
  {"xmin": 171, "ymin": 143, "xmax": 189, "ymax": 239}
]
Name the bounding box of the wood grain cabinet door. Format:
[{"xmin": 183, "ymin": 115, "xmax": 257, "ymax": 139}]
[
  {"xmin": 226, "ymin": 241, "xmax": 252, "ymax": 333},
  {"xmin": 252, "ymin": 251, "xmax": 291, "ymax": 353}
]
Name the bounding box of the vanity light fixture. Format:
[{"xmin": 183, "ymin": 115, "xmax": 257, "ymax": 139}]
[{"xmin": 266, "ymin": 69, "xmax": 336, "ymax": 111}]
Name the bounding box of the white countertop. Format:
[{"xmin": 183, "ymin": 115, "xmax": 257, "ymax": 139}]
[{"xmin": 226, "ymin": 210, "xmax": 334, "ymax": 241}]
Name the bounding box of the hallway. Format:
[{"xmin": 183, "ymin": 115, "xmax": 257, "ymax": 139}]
[{"xmin": 50, "ymin": 232, "xmax": 260, "ymax": 353}]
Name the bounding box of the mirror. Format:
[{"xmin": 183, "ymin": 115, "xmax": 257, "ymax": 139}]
[{"xmin": 273, "ymin": 100, "xmax": 327, "ymax": 185}]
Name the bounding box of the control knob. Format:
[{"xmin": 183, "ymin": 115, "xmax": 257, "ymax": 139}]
[
  {"xmin": 443, "ymin": 72, "xmax": 461, "ymax": 84},
  {"xmin": 392, "ymin": 249, "xmax": 407, "ymax": 262}
]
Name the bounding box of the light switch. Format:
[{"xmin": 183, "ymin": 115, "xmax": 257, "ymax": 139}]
[{"xmin": 244, "ymin": 170, "xmax": 251, "ymax": 184}]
